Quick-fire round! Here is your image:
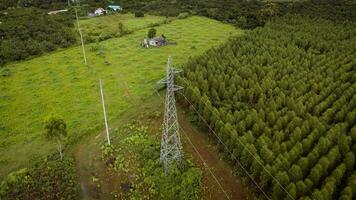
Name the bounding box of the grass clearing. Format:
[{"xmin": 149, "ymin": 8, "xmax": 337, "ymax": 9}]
[
  {"xmin": 0, "ymin": 16, "xmax": 243, "ymax": 179},
  {"xmin": 79, "ymin": 14, "xmax": 172, "ymax": 42}
]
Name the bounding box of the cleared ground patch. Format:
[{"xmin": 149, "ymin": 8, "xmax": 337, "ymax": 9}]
[{"xmin": 0, "ymin": 16, "xmax": 243, "ymax": 179}]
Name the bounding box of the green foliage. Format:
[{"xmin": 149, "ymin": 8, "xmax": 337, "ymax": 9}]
[
  {"xmin": 0, "ymin": 8, "xmax": 76, "ymax": 66},
  {"xmin": 147, "ymin": 27, "xmax": 157, "ymax": 39},
  {"xmin": 101, "ymin": 143, "xmax": 116, "ymax": 168},
  {"xmin": 44, "ymin": 116, "xmax": 67, "ymax": 141},
  {"xmin": 177, "ymin": 12, "xmax": 190, "ymax": 19},
  {"xmin": 112, "ymin": 121, "xmax": 203, "ymax": 199},
  {"xmin": 135, "ymin": 11, "xmax": 144, "ymax": 18},
  {"xmin": 118, "ymin": 22, "xmax": 130, "ymax": 37},
  {"xmin": 44, "ymin": 116, "xmax": 67, "ymax": 160},
  {"xmin": 0, "ymin": 155, "xmax": 79, "ymax": 199},
  {"xmin": 0, "ymin": 68, "xmax": 11, "ymax": 77},
  {"xmin": 122, "ymin": 0, "xmax": 356, "ymax": 29},
  {"xmin": 80, "ymin": 13, "xmax": 169, "ymax": 43},
  {"xmin": 182, "ymin": 15, "xmax": 356, "ymax": 200}
]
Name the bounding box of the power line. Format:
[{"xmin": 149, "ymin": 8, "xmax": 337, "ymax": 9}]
[
  {"xmin": 153, "ymin": 77, "xmax": 231, "ymax": 199},
  {"xmin": 178, "ymin": 82, "xmax": 295, "ymax": 199},
  {"xmin": 179, "ymin": 91, "xmax": 271, "ymax": 200},
  {"xmin": 180, "ymin": 127, "xmax": 231, "ymax": 200}
]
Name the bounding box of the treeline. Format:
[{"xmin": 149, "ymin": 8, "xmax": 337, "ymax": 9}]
[
  {"xmin": 180, "ymin": 15, "xmax": 356, "ymax": 200},
  {"xmin": 0, "ymin": 8, "xmax": 76, "ymax": 66},
  {"xmin": 111, "ymin": 0, "xmax": 356, "ymax": 28},
  {"xmin": 3, "ymin": 0, "xmax": 356, "ymax": 24},
  {"xmin": 0, "ymin": 0, "xmax": 68, "ymax": 10}
]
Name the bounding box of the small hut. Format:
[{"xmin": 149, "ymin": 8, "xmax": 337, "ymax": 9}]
[{"xmin": 148, "ymin": 37, "xmax": 167, "ymax": 47}]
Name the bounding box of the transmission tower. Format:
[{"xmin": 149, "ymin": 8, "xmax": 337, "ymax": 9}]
[{"xmin": 160, "ymin": 56, "xmax": 184, "ymax": 175}]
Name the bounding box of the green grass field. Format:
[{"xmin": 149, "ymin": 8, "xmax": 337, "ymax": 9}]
[
  {"xmin": 0, "ymin": 16, "xmax": 243, "ymax": 179},
  {"xmin": 79, "ymin": 13, "xmax": 172, "ymax": 42}
]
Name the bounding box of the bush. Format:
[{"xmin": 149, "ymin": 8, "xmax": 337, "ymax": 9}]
[
  {"xmin": 84, "ymin": 35, "xmax": 95, "ymax": 43},
  {"xmin": 90, "ymin": 43, "xmax": 101, "ymax": 52},
  {"xmin": 112, "ymin": 121, "xmax": 203, "ymax": 199},
  {"xmin": 0, "ymin": 155, "xmax": 79, "ymax": 199},
  {"xmin": 98, "ymin": 32, "xmax": 113, "ymax": 41},
  {"xmin": 134, "ymin": 11, "xmax": 144, "ymax": 17},
  {"xmin": 147, "ymin": 22, "xmax": 160, "ymax": 28},
  {"xmin": 118, "ymin": 22, "xmax": 132, "ymax": 37},
  {"xmin": 0, "ymin": 68, "xmax": 11, "ymax": 77},
  {"xmin": 147, "ymin": 28, "xmax": 157, "ymax": 39},
  {"xmin": 177, "ymin": 12, "xmax": 190, "ymax": 19}
]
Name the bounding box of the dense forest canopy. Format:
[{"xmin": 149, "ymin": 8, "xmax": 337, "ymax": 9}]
[
  {"xmin": 0, "ymin": 8, "xmax": 76, "ymax": 66},
  {"xmin": 180, "ymin": 14, "xmax": 356, "ymax": 200}
]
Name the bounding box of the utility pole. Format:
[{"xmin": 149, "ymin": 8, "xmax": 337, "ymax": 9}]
[
  {"xmin": 75, "ymin": 7, "xmax": 87, "ymax": 65},
  {"xmin": 100, "ymin": 79, "xmax": 111, "ymax": 145},
  {"xmin": 160, "ymin": 56, "xmax": 184, "ymax": 175}
]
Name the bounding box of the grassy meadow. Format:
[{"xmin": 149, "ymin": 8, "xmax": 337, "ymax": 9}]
[
  {"xmin": 79, "ymin": 13, "xmax": 172, "ymax": 42},
  {"xmin": 0, "ymin": 16, "xmax": 243, "ymax": 178}
]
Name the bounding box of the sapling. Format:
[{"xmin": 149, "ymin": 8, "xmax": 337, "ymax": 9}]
[{"xmin": 44, "ymin": 116, "xmax": 67, "ymax": 160}]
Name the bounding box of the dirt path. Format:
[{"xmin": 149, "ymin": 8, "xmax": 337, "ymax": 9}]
[
  {"xmin": 177, "ymin": 108, "xmax": 252, "ymax": 200},
  {"xmin": 74, "ymin": 131, "xmax": 121, "ymax": 200}
]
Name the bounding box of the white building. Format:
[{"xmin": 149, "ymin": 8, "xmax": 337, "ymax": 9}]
[
  {"xmin": 148, "ymin": 37, "xmax": 167, "ymax": 47},
  {"xmin": 94, "ymin": 8, "xmax": 106, "ymax": 16}
]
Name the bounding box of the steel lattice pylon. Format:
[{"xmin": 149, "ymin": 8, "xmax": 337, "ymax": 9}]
[{"xmin": 160, "ymin": 56, "xmax": 184, "ymax": 175}]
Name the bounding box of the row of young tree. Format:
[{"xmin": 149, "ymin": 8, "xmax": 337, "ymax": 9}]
[
  {"xmin": 179, "ymin": 14, "xmax": 356, "ymax": 200},
  {"xmin": 111, "ymin": 0, "xmax": 356, "ymax": 28}
]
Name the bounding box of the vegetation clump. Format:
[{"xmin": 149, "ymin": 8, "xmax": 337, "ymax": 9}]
[
  {"xmin": 177, "ymin": 12, "xmax": 190, "ymax": 19},
  {"xmin": 44, "ymin": 116, "xmax": 67, "ymax": 160},
  {"xmin": 0, "ymin": 155, "xmax": 79, "ymax": 199},
  {"xmin": 118, "ymin": 22, "xmax": 131, "ymax": 37},
  {"xmin": 134, "ymin": 11, "xmax": 144, "ymax": 18},
  {"xmin": 106, "ymin": 121, "xmax": 203, "ymax": 199},
  {"xmin": 147, "ymin": 27, "xmax": 157, "ymax": 39}
]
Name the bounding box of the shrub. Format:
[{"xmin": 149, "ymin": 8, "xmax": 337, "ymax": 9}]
[
  {"xmin": 177, "ymin": 12, "xmax": 190, "ymax": 19},
  {"xmin": 44, "ymin": 116, "xmax": 67, "ymax": 160},
  {"xmin": 134, "ymin": 11, "xmax": 144, "ymax": 17},
  {"xmin": 0, "ymin": 155, "xmax": 79, "ymax": 199},
  {"xmin": 147, "ymin": 22, "xmax": 160, "ymax": 28},
  {"xmin": 89, "ymin": 43, "xmax": 100, "ymax": 52},
  {"xmin": 147, "ymin": 28, "xmax": 157, "ymax": 39},
  {"xmin": 118, "ymin": 22, "xmax": 131, "ymax": 37},
  {"xmin": 84, "ymin": 35, "xmax": 95, "ymax": 43},
  {"xmin": 1, "ymin": 68, "xmax": 11, "ymax": 77},
  {"xmin": 98, "ymin": 32, "xmax": 113, "ymax": 41}
]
